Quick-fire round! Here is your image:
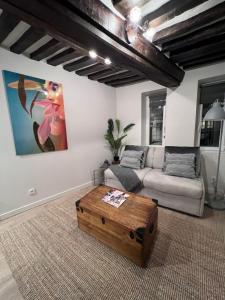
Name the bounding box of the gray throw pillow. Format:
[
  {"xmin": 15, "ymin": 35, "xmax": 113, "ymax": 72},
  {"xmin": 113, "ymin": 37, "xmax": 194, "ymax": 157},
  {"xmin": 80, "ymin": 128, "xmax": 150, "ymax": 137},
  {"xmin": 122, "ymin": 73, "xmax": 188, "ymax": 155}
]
[
  {"xmin": 164, "ymin": 146, "xmax": 200, "ymax": 176},
  {"xmin": 164, "ymin": 153, "xmax": 196, "ymax": 179},
  {"xmin": 120, "ymin": 150, "xmax": 144, "ymax": 169},
  {"xmin": 120, "ymin": 156, "xmax": 141, "ymax": 169},
  {"xmin": 124, "ymin": 145, "xmax": 149, "ymax": 168}
]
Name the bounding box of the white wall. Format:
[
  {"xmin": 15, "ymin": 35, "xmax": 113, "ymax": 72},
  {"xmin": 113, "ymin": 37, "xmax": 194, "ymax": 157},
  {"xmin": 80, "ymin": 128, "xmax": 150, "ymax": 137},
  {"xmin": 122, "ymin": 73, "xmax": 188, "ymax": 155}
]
[
  {"xmin": 0, "ymin": 48, "xmax": 116, "ymax": 218},
  {"xmin": 116, "ymin": 61, "xmax": 225, "ymax": 193}
]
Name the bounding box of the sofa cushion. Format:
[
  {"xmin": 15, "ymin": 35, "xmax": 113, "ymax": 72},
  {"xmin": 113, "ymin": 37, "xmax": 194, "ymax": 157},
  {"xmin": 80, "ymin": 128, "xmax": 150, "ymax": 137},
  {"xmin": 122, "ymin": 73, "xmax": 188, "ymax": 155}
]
[
  {"xmin": 145, "ymin": 147, "xmax": 154, "ymax": 168},
  {"xmin": 143, "ymin": 169, "xmax": 202, "ymax": 199},
  {"xmin": 105, "ymin": 167, "xmax": 151, "ymax": 182},
  {"xmin": 124, "ymin": 145, "xmax": 149, "ymax": 168},
  {"xmin": 164, "ymin": 153, "xmax": 196, "ymax": 179},
  {"xmin": 164, "ymin": 146, "xmax": 200, "ymax": 176},
  {"xmin": 152, "ymin": 147, "xmax": 165, "ymax": 169},
  {"xmin": 120, "ymin": 150, "xmax": 143, "ymax": 169}
]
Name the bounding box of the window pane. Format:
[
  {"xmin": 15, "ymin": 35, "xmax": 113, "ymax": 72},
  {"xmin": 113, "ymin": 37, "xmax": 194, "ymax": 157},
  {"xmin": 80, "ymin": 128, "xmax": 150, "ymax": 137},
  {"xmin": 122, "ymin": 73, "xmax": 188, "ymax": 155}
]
[
  {"xmin": 149, "ymin": 97, "xmax": 166, "ymax": 145},
  {"xmin": 199, "ymin": 82, "xmax": 225, "ymax": 147}
]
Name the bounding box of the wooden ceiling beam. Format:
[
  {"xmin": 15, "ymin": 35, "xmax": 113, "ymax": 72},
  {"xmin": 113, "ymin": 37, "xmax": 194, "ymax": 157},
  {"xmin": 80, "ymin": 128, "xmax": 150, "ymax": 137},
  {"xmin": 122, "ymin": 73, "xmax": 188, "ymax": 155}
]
[
  {"xmin": 64, "ymin": 57, "xmax": 94, "ymax": 72},
  {"xmin": 104, "ymin": 74, "xmax": 143, "ymax": 85},
  {"xmin": 171, "ymin": 39, "xmax": 225, "ymax": 64},
  {"xmin": 88, "ymin": 68, "xmax": 122, "ymax": 80},
  {"xmin": 162, "ymin": 20, "xmax": 225, "ymax": 53},
  {"xmin": 142, "ymin": 0, "xmax": 208, "ymax": 28},
  {"xmin": 0, "ymin": 11, "xmax": 19, "ymax": 43},
  {"xmin": 153, "ymin": 2, "xmax": 225, "ymax": 45},
  {"xmin": 111, "ymin": 0, "xmax": 149, "ymax": 17},
  {"xmin": 182, "ymin": 52, "xmax": 225, "ymax": 70},
  {"xmin": 10, "ymin": 27, "xmax": 46, "ymax": 54},
  {"xmin": 109, "ymin": 77, "xmax": 147, "ymax": 87},
  {"xmin": 99, "ymin": 70, "xmax": 136, "ymax": 83},
  {"xmin": 47, "ymin": 48, "xmax": 83, "ymax": 66},
  {"xmin": 64, "ymin": 0, "xmax": 183, "ymax": 86},
  {"xmin": 30, "ymin": 39, "xmax": 65, "ymax": 61},
  {"xmin": 76, "ymin": 64, "xmax": 109, "ymax": 76},
  {"xmin": 0, "ymin": 0, "xmax": 184, "ymax": 87},
  {"xmin": 183, "ymin": 55, "xmax": 225, "ymax": 70}
]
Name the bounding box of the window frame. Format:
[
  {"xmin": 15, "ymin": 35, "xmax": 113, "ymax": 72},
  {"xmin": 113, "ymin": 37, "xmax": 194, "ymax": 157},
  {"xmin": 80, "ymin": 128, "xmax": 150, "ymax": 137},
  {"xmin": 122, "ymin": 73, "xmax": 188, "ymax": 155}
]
[
  {"xmin": 196, "ymin": 76, "xmax": 225, "ymax": 152},
  {"xmin": 141, "ymin": 89, "xmax": 167, "ymax": 146}
]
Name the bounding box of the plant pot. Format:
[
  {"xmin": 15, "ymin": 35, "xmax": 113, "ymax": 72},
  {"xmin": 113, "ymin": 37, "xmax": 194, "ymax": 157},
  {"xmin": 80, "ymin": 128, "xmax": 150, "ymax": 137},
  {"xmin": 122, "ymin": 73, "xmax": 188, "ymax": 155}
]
[{"xmin": 114, "ymin": 155, "xmax": 120, "ymax": 162}]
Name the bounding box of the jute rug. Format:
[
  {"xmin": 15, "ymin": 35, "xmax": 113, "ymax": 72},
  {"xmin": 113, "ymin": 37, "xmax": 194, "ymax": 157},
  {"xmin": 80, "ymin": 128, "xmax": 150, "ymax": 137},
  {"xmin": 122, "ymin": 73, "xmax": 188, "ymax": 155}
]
[{"xmin": 0, "ymin": 190, "xmax": 225, "ymax": 300}]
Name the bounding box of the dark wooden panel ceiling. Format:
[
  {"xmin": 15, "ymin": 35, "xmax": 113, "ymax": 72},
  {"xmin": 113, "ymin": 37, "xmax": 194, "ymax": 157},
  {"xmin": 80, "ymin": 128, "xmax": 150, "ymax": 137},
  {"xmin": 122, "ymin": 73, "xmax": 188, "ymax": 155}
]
[{"xmin": 0, "ymin": 0, "xmax": 184, "ymax": 88}]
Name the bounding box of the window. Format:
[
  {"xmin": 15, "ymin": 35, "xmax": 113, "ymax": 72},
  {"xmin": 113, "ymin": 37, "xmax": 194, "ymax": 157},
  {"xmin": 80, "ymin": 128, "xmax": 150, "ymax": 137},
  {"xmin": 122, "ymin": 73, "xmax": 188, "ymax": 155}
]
[
  {"xmin": 141, "ymin": 89, "xmax": 167, "ymax": 145},
  {"xmin": 198, "ymin": 81, "xmax": 225, "ymax": 147}
]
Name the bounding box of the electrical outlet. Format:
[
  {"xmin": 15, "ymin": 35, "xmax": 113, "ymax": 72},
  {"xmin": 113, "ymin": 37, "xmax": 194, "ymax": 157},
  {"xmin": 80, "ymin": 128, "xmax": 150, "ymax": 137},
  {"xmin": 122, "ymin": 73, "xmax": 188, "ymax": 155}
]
[{"xmin": 28, "ymin": 188, "xmax": 37, "ymax": 196}]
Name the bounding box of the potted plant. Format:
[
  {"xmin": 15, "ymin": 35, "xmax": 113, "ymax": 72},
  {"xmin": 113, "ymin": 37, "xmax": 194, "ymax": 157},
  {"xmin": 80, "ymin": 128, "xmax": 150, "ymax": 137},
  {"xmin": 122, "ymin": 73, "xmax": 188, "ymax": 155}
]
[{"xmin": 104, "ymin": 119, "xmax": 135, "ymax": 162}]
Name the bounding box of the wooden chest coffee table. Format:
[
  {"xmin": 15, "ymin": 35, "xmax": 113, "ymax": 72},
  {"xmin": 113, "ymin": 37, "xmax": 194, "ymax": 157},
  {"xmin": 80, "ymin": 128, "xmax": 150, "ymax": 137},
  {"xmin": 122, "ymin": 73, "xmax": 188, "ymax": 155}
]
[{"xmin": 76, "ymin": 185, "xmax": 158, "ymax": 267}]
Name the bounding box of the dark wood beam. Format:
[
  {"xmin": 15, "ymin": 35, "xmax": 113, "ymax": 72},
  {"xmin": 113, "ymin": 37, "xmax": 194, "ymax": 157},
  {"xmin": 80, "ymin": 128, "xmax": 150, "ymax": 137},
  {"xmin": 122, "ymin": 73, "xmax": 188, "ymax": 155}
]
[
  {"xmin": 0, "ymin": 11, "xmax": 19, "ymax": 43},
  {"xmin": 109, "ymin": 77, "xmax": 147, "ymax": 87},
  {"xmin": 112, "ymin": 0, "xmax": 149, "ymax": 17},
  {"xmin": 182, "ymin": 52, "xmax": 225, "ymax": 70},
  {"xmin": 76, "ymin": 64, "xmax": 109, "ymax": 76},
  {"xmin": 64, "ymin": 57, "xmax": 94, "ymax": 72},
  {"xmin": 30, "ymin": 39, "xmax": 65, "ymax": 61},
  {"xmin": 183, "ymin": 57, "xmax": 225, "ymax": 70},
  {"xmin": 104, "ymin": 74, "xmax": 143, "ymax": 85},
  {"xmin": 88, "ymin": 68, "xmax": 122, "ymax": 80},
  {"xmin": 142, "ymin": 0, "xmax": 207, "ymax": 28},
  {"xmin": 0, "ymin": 0, "xmax": 184, "ymax": 87},
  {"xmin": 162, "ymin": 20, "xmax": 225, "ymax": 53},
  {"xmin": 171, "ymin": 39, "xmax": 225, "ymax": 64},
  {"xmin": 64, "ymin": 0, "xmax": 183, "ymax": 86},
  {"xmin": 99, "ymin": 70, "xmax": 135, "ymax": 83},
  {"xmin": 153, "ymin": 2, "xmax": 225, "ymax": 45},
  {"xmin": 47, "ymin": 48, "xmax": 83, "ymax": 66},
  {"xmin": 10, "ymin": 27, "xmax": 46, "ymax": 54}
]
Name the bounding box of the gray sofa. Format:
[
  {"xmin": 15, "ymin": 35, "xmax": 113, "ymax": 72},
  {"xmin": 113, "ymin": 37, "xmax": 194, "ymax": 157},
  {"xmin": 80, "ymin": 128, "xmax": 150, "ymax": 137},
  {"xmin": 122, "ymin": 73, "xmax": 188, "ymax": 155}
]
[{"xmin": 104, "ymin": 146, "xmax": 205, "ymax": 217}]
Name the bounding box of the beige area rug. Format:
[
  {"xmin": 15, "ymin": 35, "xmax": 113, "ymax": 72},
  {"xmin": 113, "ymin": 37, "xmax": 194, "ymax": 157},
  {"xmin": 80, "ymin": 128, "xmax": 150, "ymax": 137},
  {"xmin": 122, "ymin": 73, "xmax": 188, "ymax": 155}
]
[{"xmin": 0, "ymin": 187, "xmax": 225, "ymax": 300}]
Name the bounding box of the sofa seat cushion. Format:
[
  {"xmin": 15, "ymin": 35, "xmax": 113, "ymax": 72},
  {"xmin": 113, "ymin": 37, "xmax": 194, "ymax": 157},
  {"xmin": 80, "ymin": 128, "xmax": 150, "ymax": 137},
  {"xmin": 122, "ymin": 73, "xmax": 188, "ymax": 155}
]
[
  {"xmin": 143, "ymin": 169, "xmax": 202, "ymax": 199},
  {"xmin": 105, "ymin": 167, "xmax": 151, "ymax": 182}
]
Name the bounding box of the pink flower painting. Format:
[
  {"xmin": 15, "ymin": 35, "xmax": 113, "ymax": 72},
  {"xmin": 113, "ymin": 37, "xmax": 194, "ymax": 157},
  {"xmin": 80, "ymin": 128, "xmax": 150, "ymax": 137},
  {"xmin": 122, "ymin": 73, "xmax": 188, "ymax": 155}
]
[{"xmin": 3, "ymin": 71, "xmax": 68, "ymax": 155}]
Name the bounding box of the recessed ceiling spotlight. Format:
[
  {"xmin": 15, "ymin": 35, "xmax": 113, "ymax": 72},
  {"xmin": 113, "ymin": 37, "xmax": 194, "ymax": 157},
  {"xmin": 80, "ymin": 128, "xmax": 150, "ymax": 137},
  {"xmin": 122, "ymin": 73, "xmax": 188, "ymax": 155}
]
[
  {"xmin": 143, "ymin": 27, "xmax": 156, "ymax": 41},
  {"xmin": 104, "ymin": 57, "xmax": 111, "ymax": 65},
  {"xmin": 89, "ymin": 50, "xmax": 97, "ymax": 59},
  {"xmin": 129, "ymin": 6, "xmax": 141, "ymax": 24}
]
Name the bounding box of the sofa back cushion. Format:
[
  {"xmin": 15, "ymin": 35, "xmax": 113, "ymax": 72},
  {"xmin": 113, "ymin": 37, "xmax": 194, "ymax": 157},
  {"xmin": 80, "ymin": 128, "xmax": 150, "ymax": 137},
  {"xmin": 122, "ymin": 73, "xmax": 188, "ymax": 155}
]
[
  {"xmin": 144, "ymin": 146, "xmax": 165, "ymax": 169},
  {"xmin": 152, "ymin": 147, "xmax": 165, "ymax": 169},
  {"xmin": 145, "ymin": 147, "xmax": 154, "ymax": 168}
]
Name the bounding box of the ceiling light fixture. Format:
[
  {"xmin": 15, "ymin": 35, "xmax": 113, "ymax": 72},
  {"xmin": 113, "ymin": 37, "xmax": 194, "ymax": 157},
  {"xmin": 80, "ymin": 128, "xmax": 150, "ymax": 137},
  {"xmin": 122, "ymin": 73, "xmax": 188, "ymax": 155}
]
[
  {"xmin": 89, "ymin": 50, "xmax": 97, "ymax": 59},
  {"xmin": 129, "ymin": 6, "xmax": 141, "ymax": 24},
  {"xmin": 104, "ymin": 57, "xmax": 111, "ymax": 65}
]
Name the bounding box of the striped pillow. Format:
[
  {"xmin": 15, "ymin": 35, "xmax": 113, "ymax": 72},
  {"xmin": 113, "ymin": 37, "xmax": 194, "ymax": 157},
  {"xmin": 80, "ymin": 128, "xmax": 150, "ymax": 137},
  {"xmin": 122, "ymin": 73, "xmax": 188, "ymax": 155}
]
[
  {"xmin": 164, "ymin": 153, "xmax": 196, "ymax": 179},
  {"xmin": 120, "ymin": 150, "xmax": 144, "ymax": 169}
]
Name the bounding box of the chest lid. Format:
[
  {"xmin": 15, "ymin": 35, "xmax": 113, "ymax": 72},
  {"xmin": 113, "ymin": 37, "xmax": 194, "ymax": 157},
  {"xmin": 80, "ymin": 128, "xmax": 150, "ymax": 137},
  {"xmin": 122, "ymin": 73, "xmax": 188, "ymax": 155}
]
[{"xmin": 77, "ymin": 185, "xmax": 157, "ymax": 231}]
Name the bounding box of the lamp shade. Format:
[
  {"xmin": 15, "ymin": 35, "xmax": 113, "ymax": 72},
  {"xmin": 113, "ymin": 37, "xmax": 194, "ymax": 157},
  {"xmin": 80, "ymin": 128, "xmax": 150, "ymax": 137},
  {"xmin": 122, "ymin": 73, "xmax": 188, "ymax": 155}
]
[{"xmin": 204, "ymin": 100, "xmax": 225, "ymax": 121}]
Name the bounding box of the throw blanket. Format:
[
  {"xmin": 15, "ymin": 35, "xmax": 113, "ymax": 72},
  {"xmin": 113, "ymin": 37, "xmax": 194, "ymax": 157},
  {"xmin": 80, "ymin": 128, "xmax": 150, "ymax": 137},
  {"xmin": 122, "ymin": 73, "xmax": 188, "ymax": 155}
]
[{"xmin": 109, "ymin": 165, "xmax": 142, "ymax": 192}]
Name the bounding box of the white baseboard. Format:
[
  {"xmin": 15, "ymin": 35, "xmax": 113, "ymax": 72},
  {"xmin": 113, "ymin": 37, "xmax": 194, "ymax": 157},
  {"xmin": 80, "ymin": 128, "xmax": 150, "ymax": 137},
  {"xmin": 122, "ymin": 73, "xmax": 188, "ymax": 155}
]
[{"xmin": 0, "ymin": 181, "xmax": 93, "ymax": 221}]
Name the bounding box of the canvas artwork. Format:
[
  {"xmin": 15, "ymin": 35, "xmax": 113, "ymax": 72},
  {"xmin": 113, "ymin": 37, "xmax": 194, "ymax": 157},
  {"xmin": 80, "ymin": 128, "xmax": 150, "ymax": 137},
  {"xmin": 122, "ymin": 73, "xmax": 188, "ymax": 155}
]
[{"xmin": 3, "ymin": 70, "xmax": 68, "ymax": 155}]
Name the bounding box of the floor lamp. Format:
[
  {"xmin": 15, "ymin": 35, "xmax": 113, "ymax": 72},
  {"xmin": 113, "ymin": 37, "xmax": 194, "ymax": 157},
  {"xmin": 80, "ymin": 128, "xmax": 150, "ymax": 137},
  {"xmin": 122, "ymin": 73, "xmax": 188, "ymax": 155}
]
[{"xmin": 204, "ymin": 100, "xmax": 225, "ymax": 210}]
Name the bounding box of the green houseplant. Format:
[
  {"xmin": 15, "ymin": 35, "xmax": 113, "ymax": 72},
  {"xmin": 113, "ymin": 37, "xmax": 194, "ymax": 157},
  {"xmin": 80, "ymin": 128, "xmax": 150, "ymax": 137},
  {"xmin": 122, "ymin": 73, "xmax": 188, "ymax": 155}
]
[{"xmin": 104, "ymin": 119, "xmax": 135, "ymax": 162}]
